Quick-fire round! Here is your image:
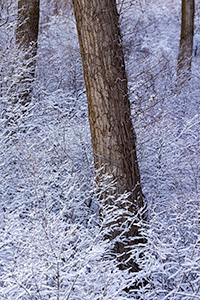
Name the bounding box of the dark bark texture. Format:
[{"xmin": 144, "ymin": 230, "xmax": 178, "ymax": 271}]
[
  {"xmin": 177, "ymin": 0, "xmax": 194, "ymax": 84},
  {"xmin": 15, "ymin": 0, "xmax": 40, "ymax": 105},
  {"xmin": 72, "ymin": 0, "xmax": 144, "ymax": 272}
]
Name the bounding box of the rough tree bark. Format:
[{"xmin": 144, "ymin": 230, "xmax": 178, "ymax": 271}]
[
  {"xmin": 177, "ymin": 0, "xmax": 195, "ymax": 84},
  {"xmin": 72, "ymin": 0, "xmax": 144, "ymax": 272},
  {"xmin": 15, "ymin": 0, "xmax": 40, "ymax": 105}
]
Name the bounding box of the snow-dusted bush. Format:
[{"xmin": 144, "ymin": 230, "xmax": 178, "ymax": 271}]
[{"xmin": 0, "ymin": 0, "xmax": 199, "ymax": 299}]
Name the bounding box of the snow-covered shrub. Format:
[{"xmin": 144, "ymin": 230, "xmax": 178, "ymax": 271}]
[{"xmin": 0, "ymin": 0, "xmax": 199, "ymax": 299}]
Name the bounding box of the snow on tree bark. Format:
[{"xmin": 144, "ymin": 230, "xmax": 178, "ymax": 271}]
[{"xmin": 72, "ymin": 0, "xmax": 144, "ymax": 272}]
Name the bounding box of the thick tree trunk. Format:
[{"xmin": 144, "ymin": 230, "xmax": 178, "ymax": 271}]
[
  {"xmin": 72, "ymin": 0, "xmax": 144, "ymax": 272},
  {"xmin": 15, "ymin": 0, "xmax": 40, "ymax": 105},
  {"xmin": 177, "ymin": 0, "xmax": 194, "ymax": 84}
]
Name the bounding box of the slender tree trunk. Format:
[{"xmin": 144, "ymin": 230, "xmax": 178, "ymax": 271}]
[
  {"xmin": 15, "ymin": 0, "xmax": 40, "ymax": 105},
  {"xmin": 177, "ymin": 0, "xmax": 194, "ymax": 84},
  {"xmin": 72, "ymin": 0, "xmax": 144, "ymax": 272}
]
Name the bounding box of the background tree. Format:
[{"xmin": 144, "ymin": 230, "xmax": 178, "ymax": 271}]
[
  {"xmin": 15, "ymin": 0, "xmax": 40, "ymax": 105},
  {"xmin": 72, "ymin": 0, "xmax": 144, "ymax": 272},
  {"xmin": 0, "ymin": 0, "xmax": 199, "ymax": 298},
  {"xmin": 177, "ymin": 0, "xmax": 195, "ymax": 84}
]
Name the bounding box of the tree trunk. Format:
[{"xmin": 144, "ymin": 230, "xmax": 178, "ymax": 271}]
[
  {"xmin": 15, "ymin": 0, "xmax": 40, "ymax": 105},
  {"xmin": 72, "ymin": 0, "xmax": 144, "ymax": 272},
  {"xmin": 177, "ymin": 0, "xmax": 194, "ymax": 84}
]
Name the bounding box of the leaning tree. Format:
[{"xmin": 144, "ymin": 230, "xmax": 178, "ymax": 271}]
[{"xmin": 72, "ymin": 0, "xmax": 145, "ymax": 272}]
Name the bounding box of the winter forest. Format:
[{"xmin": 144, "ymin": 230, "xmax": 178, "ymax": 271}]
[{"xmin": 0, "ymin": 0, "xmax": 200, "ymax": 299}]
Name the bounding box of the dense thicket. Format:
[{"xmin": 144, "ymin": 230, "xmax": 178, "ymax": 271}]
[{"xmin": 0, "ymin": 0, "xmax": 199, "ymax": 299}]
